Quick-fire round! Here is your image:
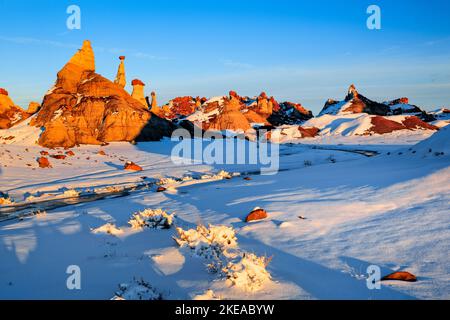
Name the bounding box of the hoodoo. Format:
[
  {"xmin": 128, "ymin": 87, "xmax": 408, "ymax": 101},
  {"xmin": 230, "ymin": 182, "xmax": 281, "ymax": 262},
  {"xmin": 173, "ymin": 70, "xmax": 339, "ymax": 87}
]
[
  {"xmin": 131, "ymin": 79, "xmax": 147, "ymax": 107},
  {"xmin": 114, "ymin": 56, "xmax": 126, "ymax": 88}
]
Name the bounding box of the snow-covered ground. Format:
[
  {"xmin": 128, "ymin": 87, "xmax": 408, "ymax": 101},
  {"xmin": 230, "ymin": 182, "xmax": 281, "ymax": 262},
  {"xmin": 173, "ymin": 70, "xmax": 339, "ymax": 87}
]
[{"xmin": 0, "ymin": 124, "xmax": 449, "ymax": 300}]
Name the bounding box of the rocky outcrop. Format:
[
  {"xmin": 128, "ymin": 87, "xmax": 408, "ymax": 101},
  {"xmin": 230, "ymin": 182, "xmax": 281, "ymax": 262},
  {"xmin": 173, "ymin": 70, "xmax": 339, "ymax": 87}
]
[
  {"xmin": 268, "ymin": 101, "xmax": 313, "ymax": 126},
  {"xmin": 320, "ymin": 85, "xmax": 435, "ymax": 122},
  {"xmin": 0, "ymin": 88, "xmax": 29, "ymax": 129},
  {"xmin": 320, "ymin": 84, "xmax": 390, "ymax": 116},
  {"xmin": 27, "ymin": 102, "xmax": 41, "ymax": 114},
  {"xmin": 31, "ymin": 40, "xmax": 174, "ymax": 148},
  {"xmin": 131, "ymin": 79, "xmax": 147, "ymax": 107},
  {"xmin": 159, "ymin": 96, "xmax": 202, "ymax": 120},
  {"xmin": 185, "ymin": 91, "xmax": 313, "ymax": 132},
  {"xmin": 368, "ymin": 116, "xmax": 438, "ymax": 135},
  {"xmin": 114, "ymin": 56, "xmax": 126, "ymax": 88},
  {"xmin": 201, "ymin": 95, "xmax": 252, "ymax": 131}
]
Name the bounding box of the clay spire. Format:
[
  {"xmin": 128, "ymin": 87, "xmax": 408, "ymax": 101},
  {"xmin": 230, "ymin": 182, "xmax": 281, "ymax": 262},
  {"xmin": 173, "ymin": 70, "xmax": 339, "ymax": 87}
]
[
  {"xmin": 131, "ymin": 79, "xmax": 147, "ymax": 107},
  {"xmin": 150, "ymin": 91, "xmax": 158, "ymax": 111},
  {"xmin": 114, "ymin": 56, "xmax": 126, "ymax": 88}
]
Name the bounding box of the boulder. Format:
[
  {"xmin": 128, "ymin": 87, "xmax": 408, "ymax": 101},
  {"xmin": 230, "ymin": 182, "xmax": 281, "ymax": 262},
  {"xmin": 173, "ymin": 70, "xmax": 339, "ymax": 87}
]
[
  {"xmin": 156, "ymin": 186, "xmax": 166, "ymax": 192},
  {"xmin": 50, "ymin": 154, "xmax": 67, "ymax": 160},
  {"xmin": 245, "ymin": 207, "xmax": 268, "ymax": 222},
  {"xmin": 124, "ymin": 161, "xmax": 143, "ymax": 171},
  {"xmin": 381, "ymin": 271, "xmax": 417, "ymax": 282},
  {"xmin": 37, "ymin": 157, "xmax": 51, "ymax": 168}
]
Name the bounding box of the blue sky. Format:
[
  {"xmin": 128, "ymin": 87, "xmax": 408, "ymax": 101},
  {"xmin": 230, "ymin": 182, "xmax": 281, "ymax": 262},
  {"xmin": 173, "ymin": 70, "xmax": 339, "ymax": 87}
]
[{"xmin": 0, "ymin": 0, "xmax": 449, "ymax": 113}]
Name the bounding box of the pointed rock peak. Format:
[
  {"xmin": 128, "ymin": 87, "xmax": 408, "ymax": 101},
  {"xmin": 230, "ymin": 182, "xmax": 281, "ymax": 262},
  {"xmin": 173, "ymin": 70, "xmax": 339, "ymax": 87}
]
[
  {"xmin": 229, "ymin": 90, "xmax": 240, "ymax": 100},
  {"xmin": 68, "ymin": 40, "xmax": 95, "ymax": 71},
  {"xmin": 347, "ymin": 84, "xmax": 358, "ymax": 98},
  {"xmin": 119, "ymin": 55, "xmax": 126, "ymax": 61},
  {"xmin": 0, "ymin": 88, "xmax": 8, "ymax": 96}
]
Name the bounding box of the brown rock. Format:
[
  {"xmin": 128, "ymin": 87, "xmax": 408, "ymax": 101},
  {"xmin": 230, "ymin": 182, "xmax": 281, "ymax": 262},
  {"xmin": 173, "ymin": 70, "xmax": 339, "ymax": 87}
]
[
  {"xmin": 298, "ymin": 126, "xmax": 320, "ymax": 138},
  {"xmin": 124, "ymin": 161, "xmax": 143, "ymax": 171},
  {"xmin": 65, "ymin": 150, "xmax": 75, "ymax": 156},
  {"xmin": 37, "ymin": 157, "xmax": 51, "ymax": 168},
  {"xmin": 381, "ymin": 271, "xmax": 417, "ymax": 282},
  {"xmin": 245, "ymin": 208, "xmax": 268, "ymax": 222},
  {"xmin": 27, "ymin": 102, "xmax": 41, "ymax": 114},
  {"xmin": 368, "ymin": 116, "xmax": 438, "ymax": 135},
  {"xmin": 40, "ymin": 150, "xmax": 49, "ymax": 156},
  {"xmin": 0, "ymin": 88, "xmax": 29, "ymax": 129},
  {"xmin": 156, "ymin": 186, "xmax": 166, "ymax": 192},
  {"xmin": 97, "ymin": 150, "xmax": 106, "ymax": 156},
  {"xmin": 50, "ymin": 154, "xmax": 67, "ymax": 160}
]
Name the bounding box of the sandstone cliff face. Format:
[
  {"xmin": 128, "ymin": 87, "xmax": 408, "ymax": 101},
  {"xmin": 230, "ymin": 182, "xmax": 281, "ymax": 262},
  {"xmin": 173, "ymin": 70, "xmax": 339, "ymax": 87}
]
[
  {"xmin": 31, "ymin": 40, "xmax": 173, "ymax": 148},
  {"xmin": 0, "ymin": 88, "xmax": 29, "ymax": 129}
]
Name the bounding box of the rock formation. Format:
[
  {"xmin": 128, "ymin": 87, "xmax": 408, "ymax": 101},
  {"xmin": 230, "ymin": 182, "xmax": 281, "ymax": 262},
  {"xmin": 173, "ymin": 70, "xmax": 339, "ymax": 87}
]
[
  {"xmin": 320, "ymin": 84, "xmax": 435, "ymax": 122},
  {"xmin": 114, "ymin": 56, "xmax": 126, "ymax": 88},
  {"xmin": 31, "ymin": 40, "xmax": 174, "ymax": 148},
  {"xmin": 184, "ymin": 91, "xmax": 314, "ymax": 133},
  {"xmin": 131, "ymin": 79, "xmax": 147, "ymax": 107},
  {"xmin": 0, "ymin": 88, "xmax": 29, "ymax": 129},
  {"xmin": 150, "ymin": 91, "xmax": 158, "ymax": 111},
  {"xmin": 27, "ymin": 102, "xmax": 41, "ymax": 114},
  {"xmin": 368, "ymin": 116, "xmax": 438, "ymax": 135},
  {"xmin": 200, "ymin": 95, "xmax": 252, "ymax": 131}
]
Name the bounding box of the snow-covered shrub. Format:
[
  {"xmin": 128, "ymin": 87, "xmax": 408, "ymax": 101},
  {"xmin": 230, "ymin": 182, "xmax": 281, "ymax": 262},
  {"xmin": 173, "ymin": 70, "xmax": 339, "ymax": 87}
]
[
  {"xmin": 63, "ymin": 189, "xmax": 80, "ymax": 198},
  {"xmin": 304, "ymin": 160, "xmax": 312, "ymax": 167},
  {"xmin": 0, "ymin": 196, "xmax": 13, "ymax": 206},
  {"xmin": 112, "ymin": 278, "xmax": 162, "ymax": 300},
  {"xmin": 91, "ymin": 223, "xmax": 124, "ymax": 236},
  {"xmin": 158, "ymin": 177, "xmax": 178, "ymax": 185},
  {"xmin": 174, "ymin": 224, "xmax": 238, "ymax": 272},
  {"xmin": 223, "ymin": 253, "xmax": 272, "ymax": 292},
  {"xmin": 128, "ymin": 208, "xmax": 175, "ymax": 229}
]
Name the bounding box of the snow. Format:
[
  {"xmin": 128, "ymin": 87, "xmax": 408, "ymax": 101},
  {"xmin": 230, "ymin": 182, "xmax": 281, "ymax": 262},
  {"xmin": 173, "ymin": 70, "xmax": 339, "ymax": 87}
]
[{"xmin": 0, "ymin": 119, "xmax": 449, "ymax": 300}]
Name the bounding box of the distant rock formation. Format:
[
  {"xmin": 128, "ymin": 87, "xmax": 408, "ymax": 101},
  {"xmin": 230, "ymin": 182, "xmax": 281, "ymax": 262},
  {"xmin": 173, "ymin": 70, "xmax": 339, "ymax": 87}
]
[
  {"xmin": 131, "ymin": 79, "xmax": 147, "ymax": 107},
  {"xmin": 0, "ymin": 88, "xmax": 29, "ymax": 129},
  {"xmin": 31, "ymin": 40, "xmax": 174, "ymax": 148},
  {"xmin": 320, "ymin": 84, "xmax": 435, "ymax": 122},
  {"xmin": 185, "ymin": 90, "xmax": 313, "ymax": 132},
  {"xmin": 114, "ymin": 56, "xmax": 126, "ymax": 88}
]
